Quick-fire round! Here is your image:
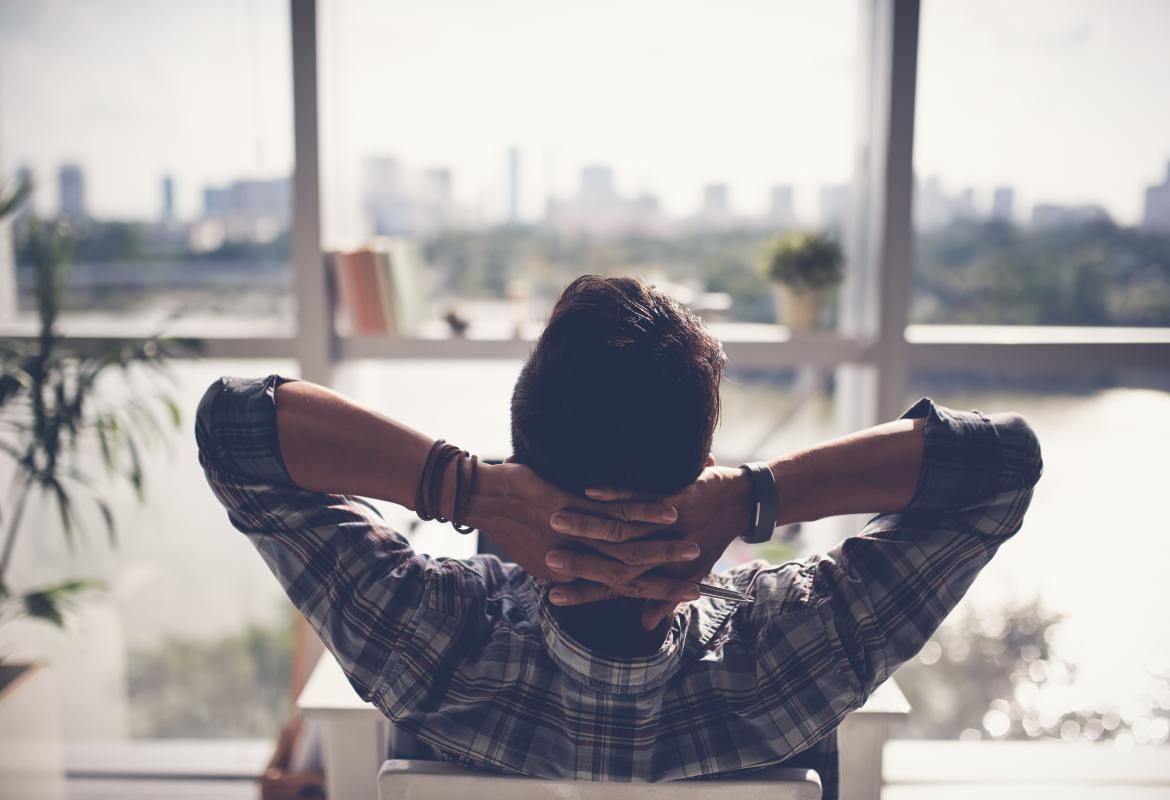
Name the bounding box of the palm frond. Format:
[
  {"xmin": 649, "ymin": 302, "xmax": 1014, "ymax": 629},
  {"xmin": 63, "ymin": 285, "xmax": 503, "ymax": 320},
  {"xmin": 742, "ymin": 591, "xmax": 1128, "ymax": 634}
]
[
  {"xmin": 21, "ymin": 579, "xmax": 102, "ymax": 627},
  {"xmin": 0, "ymin": 175, "xmax": 31, "ymax": 220}
]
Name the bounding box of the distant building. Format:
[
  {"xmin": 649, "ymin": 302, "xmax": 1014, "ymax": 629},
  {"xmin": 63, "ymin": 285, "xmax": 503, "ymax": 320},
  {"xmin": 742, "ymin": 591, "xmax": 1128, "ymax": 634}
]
[
  {"xmin": 507, "ymin": 147, "xmax": 520, "ymax": 224},
  {"xmin": 161, "ymin": 175, "xmax": 176, "ymax": 221},
  {"xmin": 991, "ymin": 186, "xmax": 1015, "ymax": 221},
  {"xmin": 1031, "ymin": 203, "xmax": 1110, "ymax": 228},
  {"xmin": 818, "ymin": 184, "xmax": 850, "ymax": 231},
  {"xmin": 362, "ymin": 156, "xmax": 411, "ymax": 234},
  {"xmin": 702, "ymin": 184, "xmax": 729, "ymax": 215},
  {"xmin": 953, "ymin": 187, "xmax": 977, "ymax": 220},
  {"xmin": 767, "ymin": 185, "xmax": 797, "ymax": 229},
  {"xmin": 58, "ymin": 163, "xmax": 86, "ymax": 218},
  {"xmin": 202, "ymin": 186, "xmax": 233, "ymax": 216},
  {"xmin": 579, "ymin": 165, "xmax": 616, "ymax": 203},
  {"xmin": 360, "ymin": 156, "xmax": 469, "ymax": 235},
  {"xmin": 200, "ymin": 176, "xmax": 290, "ymax": 242},
  {"xmin": 545, "ymin": 165, "xmax": 665, "ymax": 237},
  {"xmin": 914, "ymin": 176, "xmax": 976, "ymax": 230},
  {"xmin": 1141, "ymin": 162, "xmax": 1170, "ymax": 232},
  {"xmin": 691, "ymin": 183, "xmax": 737, "ymax": 230}
]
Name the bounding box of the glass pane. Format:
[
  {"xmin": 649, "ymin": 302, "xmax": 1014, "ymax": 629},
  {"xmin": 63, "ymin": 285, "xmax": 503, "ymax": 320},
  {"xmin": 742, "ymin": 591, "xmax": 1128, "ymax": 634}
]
[
  {"xmin": 321, "ymin": 0, "xmax": 858, "ymax": 332},
  {"xmin": 892, "ymin": 369, "xmax": 1170, "ymax": 746},
  {"xmin": 0, "ymin": 1, "xmax": 294, "ymax": 329},
  {"xmin": 912, "ymin": 0, "xmax": 1170, "ymax": 326},
  {"xmin": 3, "ymin": 359, "xmax": 297, "ymax": 740}
]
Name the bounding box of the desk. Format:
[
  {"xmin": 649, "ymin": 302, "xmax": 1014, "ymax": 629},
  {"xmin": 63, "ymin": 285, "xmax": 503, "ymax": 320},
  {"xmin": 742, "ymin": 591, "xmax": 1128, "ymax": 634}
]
[{"xmin": 299, "ymin": 652, "xmax": 909, "ymax": 800}]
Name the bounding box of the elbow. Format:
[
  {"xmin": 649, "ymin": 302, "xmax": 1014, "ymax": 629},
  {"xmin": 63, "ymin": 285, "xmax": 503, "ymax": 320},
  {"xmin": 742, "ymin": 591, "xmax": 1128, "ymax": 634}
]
[
  {"xmin": 990, "ymin": 411, "xmax": 1043, "ymax": 491},
  {"xmin": 194, "ymin": 377, "xmax": 229, "ymax": 468}
]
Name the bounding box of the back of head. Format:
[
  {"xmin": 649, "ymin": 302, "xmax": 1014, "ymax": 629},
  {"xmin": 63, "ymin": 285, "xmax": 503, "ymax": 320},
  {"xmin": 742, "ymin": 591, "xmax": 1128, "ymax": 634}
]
[{"xmin": 512, "ymin": 275, "xmax": 724, "ymax": 496}]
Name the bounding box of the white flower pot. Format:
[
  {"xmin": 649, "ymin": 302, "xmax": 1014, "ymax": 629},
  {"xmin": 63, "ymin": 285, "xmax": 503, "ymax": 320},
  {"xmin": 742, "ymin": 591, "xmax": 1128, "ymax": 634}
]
[{"xmin": 772, "ymin": 284, "xmax": 827, "ymax": 332}]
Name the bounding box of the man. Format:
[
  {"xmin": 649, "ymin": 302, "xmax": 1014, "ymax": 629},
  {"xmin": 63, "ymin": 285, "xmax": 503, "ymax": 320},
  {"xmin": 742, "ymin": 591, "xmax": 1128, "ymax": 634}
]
[{"xmin": 196, "ymin": 275, "xmax": 1042, "ymax": 798}]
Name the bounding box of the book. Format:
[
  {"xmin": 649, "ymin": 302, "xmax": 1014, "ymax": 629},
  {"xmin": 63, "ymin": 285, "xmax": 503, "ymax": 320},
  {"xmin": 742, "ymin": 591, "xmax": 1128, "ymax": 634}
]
[
  {"xmin": 333, "ymin": 248, "xmax": 388, "ymax": 334},
  {"xmin": 332, "ymin": 240, "xmax": 427, "ymax": 336}
]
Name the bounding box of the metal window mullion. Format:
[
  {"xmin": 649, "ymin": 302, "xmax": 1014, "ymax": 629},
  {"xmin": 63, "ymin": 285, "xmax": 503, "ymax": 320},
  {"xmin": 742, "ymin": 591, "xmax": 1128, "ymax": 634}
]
[
  {"xmin": 290, "ymin": 0, "xmax": 332, "ymax": 386},
  {"xmin": 288, "ymin": 0, "xmax": 329, "ymax": 705}
]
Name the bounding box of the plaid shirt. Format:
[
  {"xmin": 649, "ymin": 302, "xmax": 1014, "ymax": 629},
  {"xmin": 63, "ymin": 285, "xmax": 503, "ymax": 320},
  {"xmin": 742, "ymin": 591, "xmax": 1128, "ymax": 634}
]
[{"xmin": 196, "ymin": 375, "xmax": 1042, "ymax": 798}]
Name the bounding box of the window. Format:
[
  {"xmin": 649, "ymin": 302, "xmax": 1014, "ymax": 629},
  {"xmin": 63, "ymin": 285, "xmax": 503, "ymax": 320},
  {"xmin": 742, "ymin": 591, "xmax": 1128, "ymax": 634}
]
[
  {"xmin": 4, "ymin": 359, "xmax": 296, "ymax": 740},
  {"xmin": 893, "ymin": 369, "xmax": 1170, "ymax": 746},
  {"xmin": 320, "ymin": 0, "xmax": 858, "ymax": 330},
  {"xmin": 912, "ymin": 0, "xmax": 1170, "ymax": 327},
  {"xmin": 0, "ymin": 1, "xmax": 294, "ymax": 328}
]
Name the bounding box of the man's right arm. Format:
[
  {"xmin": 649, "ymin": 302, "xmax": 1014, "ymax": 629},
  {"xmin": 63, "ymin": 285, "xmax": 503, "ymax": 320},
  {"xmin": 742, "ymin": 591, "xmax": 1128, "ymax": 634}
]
[
  {"xmin": 753, "ymin": 399, "xmax": 1043, "ymax": 703},
  {"xmin": 766, "ymin": 414, "xmax": 927, "ymax": 526}
]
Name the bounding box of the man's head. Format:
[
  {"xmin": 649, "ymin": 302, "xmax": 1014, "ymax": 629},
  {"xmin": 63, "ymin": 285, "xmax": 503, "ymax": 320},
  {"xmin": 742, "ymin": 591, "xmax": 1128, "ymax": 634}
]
[{"xmin": 511, "ymin": 275, "xmax": 725, "ymax": 497}]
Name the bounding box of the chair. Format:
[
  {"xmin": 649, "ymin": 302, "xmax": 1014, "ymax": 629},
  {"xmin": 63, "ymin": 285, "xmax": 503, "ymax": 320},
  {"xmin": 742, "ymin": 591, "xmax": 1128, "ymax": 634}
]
[{"xmin": 377, "ymin": 759, "xmax": 822, "ymax": 800}]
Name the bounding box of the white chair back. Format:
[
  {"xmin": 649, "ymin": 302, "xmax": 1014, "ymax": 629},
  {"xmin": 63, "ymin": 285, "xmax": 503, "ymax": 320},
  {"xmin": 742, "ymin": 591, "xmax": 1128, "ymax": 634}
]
[{"xmin": 377, "ymin": 759, "xmax": 821, "ymax": 800}]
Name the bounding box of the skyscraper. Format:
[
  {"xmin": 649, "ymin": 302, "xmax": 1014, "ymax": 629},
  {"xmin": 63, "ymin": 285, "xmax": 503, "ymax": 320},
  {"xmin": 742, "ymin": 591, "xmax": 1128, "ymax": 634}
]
[
  {"xmin": 767, "ymin": 185, "xmax": 796, "ymax": 228},
  {"xmin": 702, "ymin": 183, "xmax": 729, "ymax": 216},
  {"xmin": 161, "ymin": 175, "xmax": 176, "ymax": 221},
  {"xmin": 579, "ymin": 165, "xmax": 616, "ymax": 203},
  {"xmin": 58, "ymin": 163, "xmax": 86, "ymax": 218},
  {"xmin": 1141, "ymin": 162, "xmax": 1170, "ymax": 232},
  {"xmin": 818, "ymin": 184, "xmax": 850, "ymax": 231},
  {"xmin": 508, "ymin": 147, "xmax": 520, "ymax": 224},
  {"xmin": 991, "ymin": 187, "xmax": 1015, "ymax": 221}
]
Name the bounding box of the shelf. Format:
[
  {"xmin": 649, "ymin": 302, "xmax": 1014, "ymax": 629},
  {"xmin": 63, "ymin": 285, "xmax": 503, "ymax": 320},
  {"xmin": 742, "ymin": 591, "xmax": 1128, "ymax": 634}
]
[
  {"xmin": 3, "ymin": 319, "xmax": 1168, "ymax": 371},
  {"xmin": 905, "ymin": 325, "xmax": 1170, "ymax": 370}
]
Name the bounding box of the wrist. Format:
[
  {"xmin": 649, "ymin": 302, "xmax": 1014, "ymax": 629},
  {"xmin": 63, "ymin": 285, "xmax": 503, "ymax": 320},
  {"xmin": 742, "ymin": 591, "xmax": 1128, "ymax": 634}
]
[
  {"xmin": 736, "ymin": 461, "xmax": 779, "ymax": 544},
  {"xmin": 466, "ymin": 461, "xmax": 506, "ymax": 531},
  {"xmin": 720, "ymin": 466, "xmax": 755, "ymax": 546}
]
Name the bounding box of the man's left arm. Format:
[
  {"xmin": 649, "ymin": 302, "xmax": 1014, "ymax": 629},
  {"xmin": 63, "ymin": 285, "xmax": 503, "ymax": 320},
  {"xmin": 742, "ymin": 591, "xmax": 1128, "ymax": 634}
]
[
  {"xmin": 196, "ymin": 375, "xmax": 693, "ymax": 696},
  {"xmin": 195, "ymin": 375, "xmax": 450, "ymax": 700}
]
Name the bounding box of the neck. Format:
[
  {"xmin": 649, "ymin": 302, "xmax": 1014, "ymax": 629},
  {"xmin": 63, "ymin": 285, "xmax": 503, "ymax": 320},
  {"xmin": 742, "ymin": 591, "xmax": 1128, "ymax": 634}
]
[{"xmin": 554, "ymin": 598, "xmax": 669, "ymax": 657}]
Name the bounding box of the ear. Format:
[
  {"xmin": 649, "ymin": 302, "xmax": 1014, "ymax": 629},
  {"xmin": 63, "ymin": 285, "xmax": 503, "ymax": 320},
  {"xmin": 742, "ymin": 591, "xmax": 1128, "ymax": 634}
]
[{"xmin": 704, "ymin": 453, "xmax": 716, "ymax": 467}]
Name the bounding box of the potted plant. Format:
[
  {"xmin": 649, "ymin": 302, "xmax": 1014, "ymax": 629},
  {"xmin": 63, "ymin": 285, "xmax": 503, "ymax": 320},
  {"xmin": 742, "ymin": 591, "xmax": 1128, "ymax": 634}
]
[
  {"xmin": 762, "ymin": 230, "xmax": 844, "ymax": 331},
  {"xmin": 0, "ymin": 176, "xmax": 188, "ymax": 791}
]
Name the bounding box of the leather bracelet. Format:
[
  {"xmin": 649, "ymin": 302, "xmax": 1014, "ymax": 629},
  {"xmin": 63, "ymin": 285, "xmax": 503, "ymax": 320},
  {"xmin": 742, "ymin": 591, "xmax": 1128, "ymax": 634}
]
[{"xmin": 737, "ymin": 462, "xmax": 777, "ymax": 544}]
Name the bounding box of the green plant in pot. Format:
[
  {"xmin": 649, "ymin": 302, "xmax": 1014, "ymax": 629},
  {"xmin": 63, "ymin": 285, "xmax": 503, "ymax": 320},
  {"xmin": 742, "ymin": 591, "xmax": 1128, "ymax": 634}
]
[
  {"xmin": 0, "ymin": 177, "xmax": 190, "ymax": 634},
  {"xmin": 762, "ymin": 230, "xmax": 844, "ymax": 331}
]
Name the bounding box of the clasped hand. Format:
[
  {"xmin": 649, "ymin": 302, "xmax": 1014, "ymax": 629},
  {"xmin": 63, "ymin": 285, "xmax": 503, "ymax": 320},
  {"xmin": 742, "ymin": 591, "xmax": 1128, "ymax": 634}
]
[{"xmin": 472, "ymin": 462, "xmax": 752, "ymax": 630}]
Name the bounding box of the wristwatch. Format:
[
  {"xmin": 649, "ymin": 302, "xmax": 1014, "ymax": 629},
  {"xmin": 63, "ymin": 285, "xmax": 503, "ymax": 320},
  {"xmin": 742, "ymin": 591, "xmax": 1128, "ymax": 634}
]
[{"xmin": 738, "ymin": 462, "xmax": 778, "ymax": 544}]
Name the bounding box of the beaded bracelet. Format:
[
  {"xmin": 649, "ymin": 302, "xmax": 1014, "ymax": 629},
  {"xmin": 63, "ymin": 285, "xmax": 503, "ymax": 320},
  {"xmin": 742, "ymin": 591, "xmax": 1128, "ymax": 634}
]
[{"xmin": 415, "ymin": 439, "xmax": 478, "ymax": 534}]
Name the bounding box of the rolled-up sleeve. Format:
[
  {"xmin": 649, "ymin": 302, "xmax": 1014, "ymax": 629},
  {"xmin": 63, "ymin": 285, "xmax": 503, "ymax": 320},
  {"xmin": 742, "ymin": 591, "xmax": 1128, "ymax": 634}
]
[
  {"xmin": 195, "ymin": 375, "xmax": 435, "ymax": 700},
  {"xmin": 786, "ymin": 398, "xmax": 1043, "ymax": 705}
]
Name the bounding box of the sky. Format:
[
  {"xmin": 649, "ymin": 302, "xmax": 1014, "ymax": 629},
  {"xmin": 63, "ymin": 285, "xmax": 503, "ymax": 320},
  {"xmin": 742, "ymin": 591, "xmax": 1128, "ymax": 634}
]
[{"xmin": 1, "ymin": 0, "xmax": 1168, "ymax": 234}]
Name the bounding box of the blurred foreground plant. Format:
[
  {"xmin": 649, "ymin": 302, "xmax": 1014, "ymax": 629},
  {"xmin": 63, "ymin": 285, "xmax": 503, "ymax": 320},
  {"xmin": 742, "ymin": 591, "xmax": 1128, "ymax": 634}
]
[{"xmin": 0, "ymin": 176, "xmax": 194, "ymax": 629}]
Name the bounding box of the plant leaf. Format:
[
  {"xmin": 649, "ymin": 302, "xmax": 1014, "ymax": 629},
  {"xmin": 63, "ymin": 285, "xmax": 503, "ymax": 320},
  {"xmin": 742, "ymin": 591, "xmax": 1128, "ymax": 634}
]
[
  {"xmin": 42, "ymin": 476, "xmax": 76, "ymax": 546},
  {"xmin": 125, "ymin": 433, "xmax": 144, "ymax": 500},
  {"xmin": 95, "ymin": 498, "xmax": 117, "ymax": 546},
  {"xmin": 161, "ymin": 395, "xmax": 182, "ymax": 428},
  {"xmin": 21, "ymin": 579, "xmax": 103, "ymax": 627}
]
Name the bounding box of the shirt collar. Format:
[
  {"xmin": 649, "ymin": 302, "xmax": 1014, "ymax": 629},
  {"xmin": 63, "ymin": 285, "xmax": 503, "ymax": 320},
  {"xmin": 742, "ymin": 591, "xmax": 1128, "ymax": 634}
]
[{"xmin": 524, "ymin": 578, "xmax": 741, "ymax": 693}]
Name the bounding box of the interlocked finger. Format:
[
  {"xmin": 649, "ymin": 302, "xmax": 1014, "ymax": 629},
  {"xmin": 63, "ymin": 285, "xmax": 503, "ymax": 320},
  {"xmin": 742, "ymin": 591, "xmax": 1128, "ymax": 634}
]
[
  {"xmin": 544, "ymin": 549, "xmax": 647, "ymax": 586},
  {"xmin": 547, "ymin": 580, "xmax": 617, "ymax": 606},
  {"xmin": 588, "ymin": 538, "xmax": 701, "ymax": 567},
  {"xmin": 550, "ymin": 507, "xmax": 675, "ymax": 543},
  {"xmin": 614, "ymin": 575, "xmax": 700, "ymax": 603}
]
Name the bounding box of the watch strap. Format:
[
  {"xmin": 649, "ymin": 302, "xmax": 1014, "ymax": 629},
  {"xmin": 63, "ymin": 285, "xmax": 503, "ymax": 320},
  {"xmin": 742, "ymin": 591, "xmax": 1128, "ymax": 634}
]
[{"xmin": 738, "ymin": 462, "xmax": 778, "ymax": 544}]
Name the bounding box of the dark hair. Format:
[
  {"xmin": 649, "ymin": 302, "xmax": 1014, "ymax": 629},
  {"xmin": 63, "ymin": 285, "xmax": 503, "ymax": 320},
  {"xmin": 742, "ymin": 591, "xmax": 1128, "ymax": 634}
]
[{"xmin": 511, "ymin": 275, "xmax": 724, "ymax": 496}]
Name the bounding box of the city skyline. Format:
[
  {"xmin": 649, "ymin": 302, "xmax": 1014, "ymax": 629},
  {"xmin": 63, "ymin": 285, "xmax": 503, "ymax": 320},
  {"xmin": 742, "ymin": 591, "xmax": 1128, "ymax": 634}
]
[
  {"xmin": 26, "ymin": 155, "xmax": 1170, "ymax": 244},
  {"xmin": 2, "ymin": 0, "xmax": 1169, "ymax": 228}
]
